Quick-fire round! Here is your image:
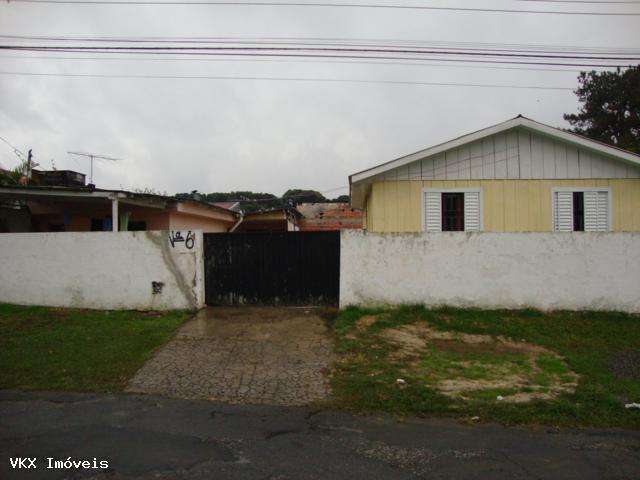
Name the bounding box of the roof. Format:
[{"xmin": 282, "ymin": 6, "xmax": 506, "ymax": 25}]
[
  {"xmin": 243, "ymin": 207, "xmax": 302, "ymax": 220},
  {"xmin": 0, "ymin": 185, "xmax": 240, "ymax": 218},
  {"xmin": 32, "ymin": 168, "xmax": 85, "ymax": 175},
  {"xmin": 350, "ymin": 115, "xmax": 640, "ymax": 186},
  {"xmin": 213, "ymin": 201, "xmax": 242, "ymax": 212}
]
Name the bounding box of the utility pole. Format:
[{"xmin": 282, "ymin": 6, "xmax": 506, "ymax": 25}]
[
  {"xmin": 67, "ymin": 151, "xmax": 122, "ymax": 186},
  {"xmin": 27, "ymin": 149, "xmax": 32, "ymax": 183}
]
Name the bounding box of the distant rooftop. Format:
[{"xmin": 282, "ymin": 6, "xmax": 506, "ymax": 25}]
[
  {"xmin": 0, "ymin": 184, "xmax": 240, "ymax": 217},
  {"xmin": 213, "ymin": 201, "xmax": 242, "ymax": 212},
  {"xmin": 297, "ymin": 202, "xmax": 362, "ymax": 231}
]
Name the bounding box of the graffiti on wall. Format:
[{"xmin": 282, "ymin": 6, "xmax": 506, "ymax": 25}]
[{"xmin": 168, "ymin": 230, "xmax": 195, "ymax": 250}]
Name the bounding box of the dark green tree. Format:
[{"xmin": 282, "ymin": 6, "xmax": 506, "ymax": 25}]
[
  {"xmin": 174, "ymin": 188, "xmax": 350, "ymax": 212},
  {"xmin": 564, "ymin": 66, "xmax": 640, "ymax": 153},
  {"xmin": 331, "ymin": 194, "xmax": 350, "ymax": 203},
  {"xmin": 282, "ymin": 189, "xmax": 327, "ymax": 206},
  {"xmin": 174, "ymin": 190, "xmax": 281, "ymax": 213}
]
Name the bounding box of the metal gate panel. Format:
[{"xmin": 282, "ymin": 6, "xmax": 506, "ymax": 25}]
[{"xmin": 204, "ymin": 232, "xmax": 339, "ymax": 305}]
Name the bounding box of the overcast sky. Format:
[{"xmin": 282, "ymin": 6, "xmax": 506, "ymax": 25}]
[{"xmin": 0, "ymin": 2, "xmax": 638, "ymax": 197}]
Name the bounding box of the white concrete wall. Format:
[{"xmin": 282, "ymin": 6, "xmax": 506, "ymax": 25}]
[
  {"xmin": 0, "ymin": 230, "xmax": 205, "ymax": 310},
  {"xmin": 340, "ymin": 230, "xmax": 640, "ymax": 313}
]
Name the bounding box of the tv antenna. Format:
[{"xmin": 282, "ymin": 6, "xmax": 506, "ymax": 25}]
[{"xmin": 67, "ymin": 151, "xmax": 122, "ymax": 185}]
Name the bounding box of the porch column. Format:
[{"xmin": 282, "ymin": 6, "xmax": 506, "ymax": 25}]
[{"xmin": 111, "ymin": 198, "xmax": 119, "ymax": 232}]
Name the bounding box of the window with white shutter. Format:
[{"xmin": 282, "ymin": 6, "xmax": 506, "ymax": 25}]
[
  {"xmin": 423, "ymin": 188, "xmax": 482, "ymax": 232},
  {"xmin": 553, "ymin": 188, "xmax": 610, "ymax": 232}
]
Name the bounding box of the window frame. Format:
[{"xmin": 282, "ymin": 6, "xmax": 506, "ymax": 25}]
[
  {"xmin": 551, "ymin": 186, "xmax": 612, "ymax": 232},
  {"xmin": 422, "ymin": 187, "xmax": 484, "ymax": 232},
  {"xmin": 441, "ymin": 192, "xmax": 465, "ymax": 231},
  {"xmin": 572, "ymin": 191, "xmax": 584, "ymax": 232}
]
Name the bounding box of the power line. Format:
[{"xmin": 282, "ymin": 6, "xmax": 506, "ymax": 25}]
[
  {"xmin": 0, "ymin": 70, "xmax": 576, "ymax": 90},
  {"xmin": 0, "ymin": 135, "xmax": 26, "ymax": 161},
  {"xmin": 3, "ymin": 35, "xmax": 638, "ymax": 55},
  {"xmin": 3, "ymin": 53, "xmax": 623, "ymax": 73},
  {"xmin": 322, "ymin": 185, "xmax": 349, "ymax": 193},
  {"xmin": 0, "ymin": 51, "xmax": 631, "ymax": 68},
  {"xmin": 4, "ymin": 45, "xmax": 640, "ymax": 62},
  {"xmin": 516, "ymin": 0, "xmax": 640, "ymax": 3},
  {"xmin": 6, "ymin": 0, "xmax": 640, "ymax": 15},
  {"xmin": 2, "ymin": 35, "xmax": 639, "ymax": 57}
]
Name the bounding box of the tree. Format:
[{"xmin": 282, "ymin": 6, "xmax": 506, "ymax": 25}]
[
  {"xmin": 173, "ymin": 188, "xmax": 350, "ymax": 212},
  {"xmin": 564, "ymin": 66, "xmax": 640, "ymax": 153},
  {"xmin": 282, "ymin": 189, "xmax": 327, "ymax": 206},
  {"xmin": 331, "ymin": 194, "xmax": 350, "ymax": 203},
  {"xmin": 0, "ymin": 159, "xmax": 28, "ymax": 186},
  {"xmin": 174, "ymin": 190, "xmax": 281, "ymax": 213}
]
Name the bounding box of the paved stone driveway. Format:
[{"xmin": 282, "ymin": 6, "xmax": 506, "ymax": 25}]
[{"xmin": 127, "ymin": 307, "xmax": 334, "ymax": 405}]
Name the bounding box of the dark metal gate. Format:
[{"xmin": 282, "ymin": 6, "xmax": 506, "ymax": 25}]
[{"xmin": 203, "ymin": 232, "xmax": 340, "ymax": 305}]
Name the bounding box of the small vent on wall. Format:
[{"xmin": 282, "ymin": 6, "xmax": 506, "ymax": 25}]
[{"xmin": 152, "ymin": 281, "xmax": 164, "ymax": 295}]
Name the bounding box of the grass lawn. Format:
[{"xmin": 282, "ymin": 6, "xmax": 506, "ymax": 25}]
[
  {"xmin": 329, "ymin": 306, "xmax": 640, "ymax": 428},
  {"xmin": 0, "ymin": 304, "xmax": 190, "ymax": 392}
]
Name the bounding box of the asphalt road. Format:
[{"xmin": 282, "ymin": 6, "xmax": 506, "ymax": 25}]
[{"xmin": 1, "ymin": 390, "xmax": 639, "ymax": 480}]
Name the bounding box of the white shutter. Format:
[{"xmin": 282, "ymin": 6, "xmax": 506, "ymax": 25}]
[
  {"xmin": 583, "ymin": 191, "xmax": 597, "ymax": 231},
  {"xmin": 584, "ymin": 190, "xmax": 609, "ymax": 232},
  {"xmin": 463, "ymin": 191, "xmax": 481, "ymax": 231},
  {"xmin": 424, "ymin": 191, "xmax": 442, "ymax": 232},
  {"xmin": 597, "ymin": 191, "xmax": 609, "ymax": 231},
  {"xmin": 554, "ymin": 191, "xmax": 573, "ymax": 232}
]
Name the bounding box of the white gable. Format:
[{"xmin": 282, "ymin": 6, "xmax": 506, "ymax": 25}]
[
  {"xmin": 351, "ymin": 117, "xmax": 640, "ymax": 185},
  {"xmin": 373, "ymin": 128, "xmax": 640, "ymax": 182}
]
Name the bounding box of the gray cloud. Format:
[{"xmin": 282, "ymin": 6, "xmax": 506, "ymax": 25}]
[{"xmin": 1, "ymin": 3, "xmax": 637, "ymax": 195}]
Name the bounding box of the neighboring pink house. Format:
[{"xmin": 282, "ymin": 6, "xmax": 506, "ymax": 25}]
[{"xmin": 0, "ymin": 185, "xmax": 239, "ymax": 233}]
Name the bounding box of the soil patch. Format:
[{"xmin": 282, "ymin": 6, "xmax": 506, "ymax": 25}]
[
  {"xmin": 381, "ymin": 321, "xmax": 578, "ymax": 403},
  {"xmin": 356, "ymin": 315, "xmax": 378, "ymax": 330},
  {"xmin": 429, "ymin": 338, "xmax": 524, "ymax": 356}
]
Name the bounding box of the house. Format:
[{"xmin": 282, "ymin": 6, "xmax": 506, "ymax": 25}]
[
  {"xmin": 0, "ymin": 185, "xmax": 239, "ymax": 233},
  {"xmin": 296, "ymin": 202, "xmax": 363, "ymax": 231},
  {"xmin": 349, "ymin": 116, "xmax": 640, "ymax": 233},
  {"xmin": 31, "ymin": 169, "xmax": 86, "ymax": 188},
  {"xmin": 233, "ymin": 208, "xmax": 301, "ymax": 232}
]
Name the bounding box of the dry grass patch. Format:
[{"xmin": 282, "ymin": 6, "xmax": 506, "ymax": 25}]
[
  {"xmin": 382, "ymin": 322, "xmax": 578, "ymax": 403},
  {"xmin": 331, "ymin": 306, "xmax": 640, "ymax": 428}
]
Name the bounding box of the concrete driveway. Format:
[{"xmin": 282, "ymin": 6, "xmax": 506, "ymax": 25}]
[{"xmin": 127, "ymin": 307, "xmax": 334, "ymax": 405}]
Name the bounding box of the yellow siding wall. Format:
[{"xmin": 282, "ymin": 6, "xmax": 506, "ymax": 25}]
[{"xmin": 366, "ymin": 179, "xmax": 640, "ymax": 232}]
